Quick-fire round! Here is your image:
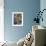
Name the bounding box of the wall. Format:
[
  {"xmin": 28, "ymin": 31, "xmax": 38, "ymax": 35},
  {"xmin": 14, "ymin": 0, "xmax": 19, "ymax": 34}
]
[
  {"xmin": 40, "ymin": 0, "xmax": 46, "ymax": 27},
  {"xmin": 4, "ymin": 0, "xmax": 40, "ymax": 42}
]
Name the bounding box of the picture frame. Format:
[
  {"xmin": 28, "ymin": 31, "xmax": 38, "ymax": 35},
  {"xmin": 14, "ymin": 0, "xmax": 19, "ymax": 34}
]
[{"xmin": 12, "ymin": 12, "xmax": 23, "ymax": 26}]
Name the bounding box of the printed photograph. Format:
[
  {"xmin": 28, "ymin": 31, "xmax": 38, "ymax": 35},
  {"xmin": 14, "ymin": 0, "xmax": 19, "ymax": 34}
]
[{"xmin": 12, "ymin": 12, "xmax": 23, "ymax": 26}]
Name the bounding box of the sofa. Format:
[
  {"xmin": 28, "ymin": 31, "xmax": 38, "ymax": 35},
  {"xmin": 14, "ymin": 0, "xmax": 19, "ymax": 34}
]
[
  {"xmin": 1, "ymin": 25, "xmax": 46, "ymax": 46},
  {"xmin": 17, "ymin": 25, "xmax": 46, "ymax": 46},
  {"xmin": 32, "ymin": 25, "xmax": 46, "ymax": 46}
]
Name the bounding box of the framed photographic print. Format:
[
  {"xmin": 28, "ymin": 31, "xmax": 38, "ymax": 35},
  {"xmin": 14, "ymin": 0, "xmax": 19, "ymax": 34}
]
[{"xmin": 12, "ymin": 12, "xmax": 23, "ymax": 26}]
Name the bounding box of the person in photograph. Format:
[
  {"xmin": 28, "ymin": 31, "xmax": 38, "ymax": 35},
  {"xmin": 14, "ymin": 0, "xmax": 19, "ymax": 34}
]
[{"xmin": 14, "ymin": 14, "xmax": 22, "ymax": 25}]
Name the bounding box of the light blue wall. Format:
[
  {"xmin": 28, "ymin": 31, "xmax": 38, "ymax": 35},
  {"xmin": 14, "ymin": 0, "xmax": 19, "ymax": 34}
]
[
  {"xmin": 4, "ymin": 0, "xmax": 40, "ymax": 42},
  {"xmin": 40, "ymin": 0, "xmax": 46, "ymax": 27}
]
